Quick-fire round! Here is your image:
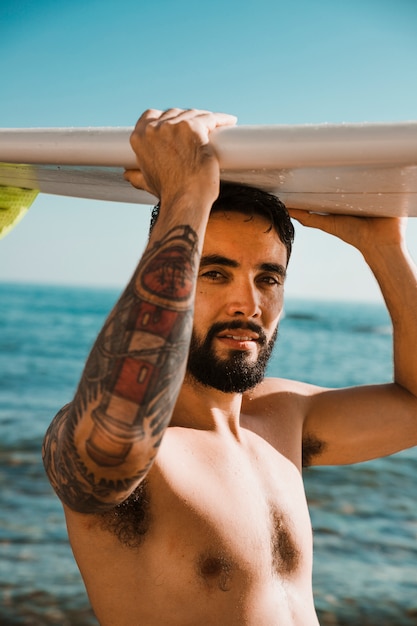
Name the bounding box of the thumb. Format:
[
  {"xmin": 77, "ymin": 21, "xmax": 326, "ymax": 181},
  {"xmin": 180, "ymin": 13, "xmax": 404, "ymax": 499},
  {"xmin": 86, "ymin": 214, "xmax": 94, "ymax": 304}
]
[{"xmin": 124, "ymin": 169, "xmax": 151, "ymax": 192}]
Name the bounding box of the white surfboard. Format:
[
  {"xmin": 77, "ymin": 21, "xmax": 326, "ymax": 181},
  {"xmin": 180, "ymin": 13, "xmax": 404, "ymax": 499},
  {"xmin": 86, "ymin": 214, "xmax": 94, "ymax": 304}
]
[{"xmin": 1, "ymin": 122, "xmax": 417, "ymax": 220}]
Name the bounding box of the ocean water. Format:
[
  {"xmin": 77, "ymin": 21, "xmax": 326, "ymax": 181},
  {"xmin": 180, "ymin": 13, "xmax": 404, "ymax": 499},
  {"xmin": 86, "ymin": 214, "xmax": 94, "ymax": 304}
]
[{"xmin": 0, "ymin": 282, "xmax": 416, "ymax": 625}]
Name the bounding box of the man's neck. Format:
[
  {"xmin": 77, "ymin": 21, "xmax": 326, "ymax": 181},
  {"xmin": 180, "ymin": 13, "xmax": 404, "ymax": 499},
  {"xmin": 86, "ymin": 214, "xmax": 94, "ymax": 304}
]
[{"xmin": 170, "ymin": 376, "xmax": 244, "ymax": 438}]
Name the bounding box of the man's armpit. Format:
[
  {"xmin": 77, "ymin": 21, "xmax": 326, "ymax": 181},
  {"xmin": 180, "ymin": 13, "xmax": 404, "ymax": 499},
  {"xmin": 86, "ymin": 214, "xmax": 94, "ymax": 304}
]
[{"xmin": 302, "ymin": 434, "xmax": 326, "ymax": 467}]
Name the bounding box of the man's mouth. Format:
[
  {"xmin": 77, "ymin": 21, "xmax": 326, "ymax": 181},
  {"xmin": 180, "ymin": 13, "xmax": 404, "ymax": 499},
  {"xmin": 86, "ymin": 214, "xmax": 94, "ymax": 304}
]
[
  {"xmin": 204, "ymin": 320, "xmax": 267, "ymax": 351},
  {"xmin": 216, "ymin": 329, "xmax": 261, "ymax": 350},
  {"xmin": 218, "ymin": 331, "xmax": 259, "ymax": 342}
]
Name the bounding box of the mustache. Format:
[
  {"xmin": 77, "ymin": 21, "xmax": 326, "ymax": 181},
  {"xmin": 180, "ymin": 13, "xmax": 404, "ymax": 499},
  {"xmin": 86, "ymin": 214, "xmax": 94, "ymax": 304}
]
[{"xmin": 205, "ymin": 320, "xmax": 268, "ymax": 346}]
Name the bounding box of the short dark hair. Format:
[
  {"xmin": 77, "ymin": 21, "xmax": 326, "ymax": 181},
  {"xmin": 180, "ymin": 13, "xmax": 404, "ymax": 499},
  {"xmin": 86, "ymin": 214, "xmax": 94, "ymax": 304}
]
[
  {"xmin": 149, "ymin": 182, "xmax": 294, "ymax": 263},
  {"xmin": 210, "ymin": 183, "xmax": 294, "ymax": 264}
]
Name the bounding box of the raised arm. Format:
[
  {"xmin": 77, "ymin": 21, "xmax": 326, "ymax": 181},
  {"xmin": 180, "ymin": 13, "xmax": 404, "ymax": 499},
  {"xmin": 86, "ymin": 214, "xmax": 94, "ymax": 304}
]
[
  {"xmin": 290, "ymin": 211, "xmax": 417, "ymax": 465},
  {"xmin": 42, "ymin": 108, "xmax": 237, "ymax": 512}
]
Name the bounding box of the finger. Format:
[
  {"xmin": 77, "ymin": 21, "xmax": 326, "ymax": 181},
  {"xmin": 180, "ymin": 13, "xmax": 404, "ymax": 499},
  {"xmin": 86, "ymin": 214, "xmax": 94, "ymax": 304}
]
[
  {"xmin": 149, "ymin": 108, "xmax": 213, "ymax": 125},
  {"xmin": 287, "ymin": 209, "xmax": 327, "ymax": 224},
  {"xmin": 288, "ymin": 208, "xmax": 310, "ymax": 221},
  {"xmin": 157, "ymin": 108, "xmax": 193, "ymax": 121},
  {"xmin": 197, "ymin": 111, "xmax": 238, "ymax": 129},
  {"xmin": 288, "ymin": 208, "xmax": 330, "ymax": 219},
  {"xmin": 288, "ymin": 209, "xmax": 338, "ymax": 233},
  {"xmin": 134, "ymin": 109, "xmax": 164, "ymax": 131},
  {"xmin": 124, "ymin": 169, "xmax": 148, "ymax": 191},
  {"xmin": 182, "ymin": 110, "xmax": 238, "ymax": 128},
  {"xmin": 157, "ymin": 108, "xmax": 237, "ymax": 130}
]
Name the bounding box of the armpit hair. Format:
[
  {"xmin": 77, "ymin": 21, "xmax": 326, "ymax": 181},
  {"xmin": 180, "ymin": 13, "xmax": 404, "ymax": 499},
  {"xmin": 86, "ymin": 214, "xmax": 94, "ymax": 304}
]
[
  {"xmin": 98, "ymin": 480, "xmax": 151, "ymax": 548},
  {"xmin": 302, "ymin": 434, "xmax": 326, "ymax": 467}
]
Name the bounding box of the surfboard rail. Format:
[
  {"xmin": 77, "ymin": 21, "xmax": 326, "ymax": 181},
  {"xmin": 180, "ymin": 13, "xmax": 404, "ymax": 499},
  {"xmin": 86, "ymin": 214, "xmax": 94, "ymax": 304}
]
[{"xmin": 1, "ymin": 122, "xmax": 417, "ymax": 216}]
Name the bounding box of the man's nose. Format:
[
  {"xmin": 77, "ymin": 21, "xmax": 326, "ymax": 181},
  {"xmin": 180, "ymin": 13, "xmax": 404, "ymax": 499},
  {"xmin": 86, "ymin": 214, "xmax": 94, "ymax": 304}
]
[{"xmin": 224, "ymin": 279, "xmax": 261, "ymax": 318}]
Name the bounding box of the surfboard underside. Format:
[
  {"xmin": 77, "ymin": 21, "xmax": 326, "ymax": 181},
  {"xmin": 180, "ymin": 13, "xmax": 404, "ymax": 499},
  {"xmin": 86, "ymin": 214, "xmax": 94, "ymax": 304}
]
[{"xmin": 1, "ymin": 124, "xmax": 416, "ymax": 216}]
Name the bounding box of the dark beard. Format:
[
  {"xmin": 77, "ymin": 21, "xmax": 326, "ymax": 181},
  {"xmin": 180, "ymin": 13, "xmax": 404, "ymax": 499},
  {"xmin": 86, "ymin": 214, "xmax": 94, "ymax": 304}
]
[{"xmin": 186, "ymin": 320, "xmax": 278, "ymax": 393}]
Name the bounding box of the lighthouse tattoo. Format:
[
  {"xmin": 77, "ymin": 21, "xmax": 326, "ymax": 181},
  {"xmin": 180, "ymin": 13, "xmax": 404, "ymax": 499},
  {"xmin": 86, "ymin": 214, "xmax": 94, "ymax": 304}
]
[{"xmin": 84, "ymin": 225, "xmax": 199, "ymax": 467}]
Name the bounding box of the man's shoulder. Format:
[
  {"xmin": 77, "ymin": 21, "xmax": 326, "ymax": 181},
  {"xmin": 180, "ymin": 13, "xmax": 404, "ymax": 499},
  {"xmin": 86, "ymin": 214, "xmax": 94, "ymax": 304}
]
[
  {"xmin": 243, "ymin": 376, "xmax": 320, "ymax": 401},
  {"xmin": 241, "ymin": 376, "xmax": 324, "ymax": 436}
]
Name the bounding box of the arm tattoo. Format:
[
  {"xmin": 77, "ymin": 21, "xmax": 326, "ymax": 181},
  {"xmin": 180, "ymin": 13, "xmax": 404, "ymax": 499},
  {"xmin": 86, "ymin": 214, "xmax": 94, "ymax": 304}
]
[{"xmin": 44, "ymin": 225, "xmax": 199, "ymax": 510}]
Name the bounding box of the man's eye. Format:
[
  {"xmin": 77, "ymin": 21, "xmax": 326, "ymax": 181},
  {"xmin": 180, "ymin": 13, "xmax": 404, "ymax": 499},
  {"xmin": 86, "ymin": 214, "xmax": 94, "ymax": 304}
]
[
  {"xmin": 259, "ymin": 275, "xmax": 280, "ymax": 286},
  {"xmin": 201, "ymin": 270, "xmax": 224, "ymax": 280}
]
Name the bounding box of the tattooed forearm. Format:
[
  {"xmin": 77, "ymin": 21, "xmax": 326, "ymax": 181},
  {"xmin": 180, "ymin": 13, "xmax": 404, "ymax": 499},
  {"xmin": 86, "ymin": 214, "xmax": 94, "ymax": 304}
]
[
  {"xmin": 43, "ymin": 225, "xmax": 199, "ymax": 510},
  {"xmin": 84, "ymin": 225, "xmax": 198, "ymax": 465},
  {"xmin": 42, "ymin": 404, "xmax": 149, "ymax": 512}
]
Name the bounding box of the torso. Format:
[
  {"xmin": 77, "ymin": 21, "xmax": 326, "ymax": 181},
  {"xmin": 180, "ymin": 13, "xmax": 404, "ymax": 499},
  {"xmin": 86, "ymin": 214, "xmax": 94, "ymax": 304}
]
[{"xmin": 64, "ymin": 378, "xmax": 319, "ymax": 625}]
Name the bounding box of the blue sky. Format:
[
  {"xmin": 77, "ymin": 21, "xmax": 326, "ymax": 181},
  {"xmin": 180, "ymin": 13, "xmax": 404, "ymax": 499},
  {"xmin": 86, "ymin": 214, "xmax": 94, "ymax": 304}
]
[{"xmin": 1, "ymin": 0, "xmax": 416, "ymax": 301}]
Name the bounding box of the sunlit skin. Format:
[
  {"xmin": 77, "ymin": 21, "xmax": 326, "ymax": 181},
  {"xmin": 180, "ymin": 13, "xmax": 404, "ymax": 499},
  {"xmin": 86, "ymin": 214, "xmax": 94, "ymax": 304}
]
[
  {"xmin": 190, "ymin": 210, "xmax": 286, "ymax": 365},
  {"xmin": 43, "ymin": 109, "xmax": 417, "ymax": 626},
  {"xmin": 64, "ymin": 211, "xmax": 318, "ymax": 626}
]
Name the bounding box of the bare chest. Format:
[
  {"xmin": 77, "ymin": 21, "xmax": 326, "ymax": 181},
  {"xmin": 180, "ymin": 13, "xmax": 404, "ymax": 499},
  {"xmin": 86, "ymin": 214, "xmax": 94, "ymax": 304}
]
[{"xmin": 102, "ymin": 429, "xmax": 312, "ymax": 589}]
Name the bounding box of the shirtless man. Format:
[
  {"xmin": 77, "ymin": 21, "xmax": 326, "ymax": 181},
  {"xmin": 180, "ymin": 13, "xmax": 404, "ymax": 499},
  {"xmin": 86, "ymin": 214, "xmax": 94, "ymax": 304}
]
[{"xmin": 42, "ymin": 108, "xmax": 417, "ymax": 625}]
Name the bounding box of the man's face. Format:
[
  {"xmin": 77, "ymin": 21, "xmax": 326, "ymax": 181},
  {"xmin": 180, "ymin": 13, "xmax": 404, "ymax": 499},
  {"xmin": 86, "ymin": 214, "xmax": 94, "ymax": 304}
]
[{"xmin": 187, "ymin": 210, "xmax": 287, "ymax": 393}]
